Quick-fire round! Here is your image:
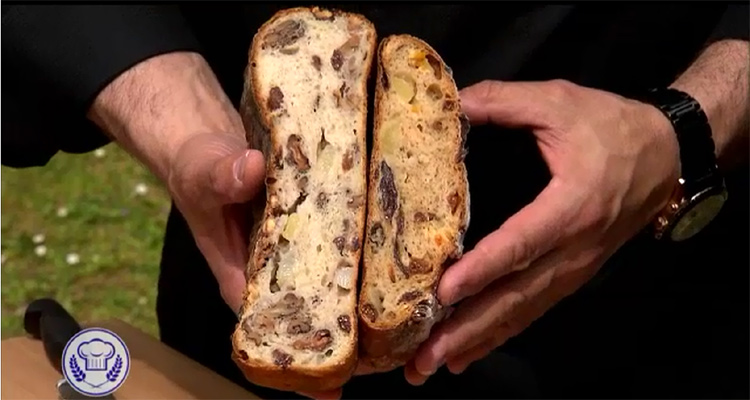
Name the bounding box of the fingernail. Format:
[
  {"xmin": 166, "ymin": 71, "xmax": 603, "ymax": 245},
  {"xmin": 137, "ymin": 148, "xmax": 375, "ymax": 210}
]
[
  {"xmin": 418, "ymin": 359, "xmax": 443, "ymax": 376},
  {"xmin": 233, "ymin": 150, "xmax": 250, "ymax": 183}
]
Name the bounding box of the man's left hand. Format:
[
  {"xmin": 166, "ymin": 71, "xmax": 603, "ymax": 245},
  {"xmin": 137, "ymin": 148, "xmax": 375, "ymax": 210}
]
[{"xmin": 406, "ymin": 79, "xmax": 681, "ymax": 383}]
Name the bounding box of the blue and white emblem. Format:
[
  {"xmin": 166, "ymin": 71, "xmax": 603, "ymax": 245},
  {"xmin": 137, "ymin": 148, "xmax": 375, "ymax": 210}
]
[{"xmin": 62, "ymin": 328, "xmax": 130, "ymax": 397}]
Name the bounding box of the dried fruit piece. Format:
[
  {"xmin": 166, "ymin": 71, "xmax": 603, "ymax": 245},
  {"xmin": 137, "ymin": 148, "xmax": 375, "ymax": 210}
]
[
  {"xmin": 337, "ymin": 315, "xmax": 352, "ymax": 333},
  {"xmin": 333, "ymin": 82, "xmax": 358, "ymax": 109},
  {"xmin": 242, "ymin": 318, "xmax": 263, "ymax": 346},
  {"xmin": 398, "ymin": 290, "xmax": 422, "ymax": 304},
  {"xmin": 267, "ymin": 87, "xmax": 284, "ymax": 111},
  {"xmin": 369, "ymin": 222, "xmax": 385, "ymax": 247},
  {"xmin": 378, "ymin": 161, "xmax": 398, "ymax": 221},
  {"xmin": 361, "ymin": 303, "xmax": 378, "ymax": 322},
  {"xmin": 330, "ymin": 35, "xmax": 361, "ymax": 76},
  {"xmin": 414, "ymin": 212, "xmax": 437, "ymax": 223},
  {"xmin": 279, "ymin": 47, "xmax": 299, "ymax": 55},
  {"xmin": 379, "ymin": 115, "xmax": 402, "ymax": 155},
  {"xmin": 281, "ymin": 213, "xmax": 300, "ymax": 240},
  {"xmin": 272, "ymin": 349, "xmax": 294, "ymax": 368},
  {"xmin": 331, "ymin": 49, "xmax": 343, "ymax": 71},
  {"xmin": 312, "ymin": 55, "xmax": 322, "ymax": 71},
  {"xmin": 408, "ymin": 49, "xmax": 427, "ymax": 68},
  {"xmin": 286, "ymin": 314, "xmax": 312, "ymax": 335},
  {"xmin": 293, "ymin": 329, "xmax": 333, "ymax": 351},
  {"xmin": 348, "ymin": 237, "xmax": 360, "ymax": 252},
  {"xmin": 391, "ymin": 74, "xmax": 416, "ymax": 103},
  {"xmin": 263, "ymin": 20, "xmax": 306, "ymax": 50},
  {"xmin": 280, "ymin": 293, "xmax": 305, "ymax": 312},
  {"xmin": 286, "ymin": 134, "xmax": 310, "ymax": 171},
  {"xmin": 407, "ymin": 257, "xmax": 432, "ymax": 275},
  {"xmin": 333, "ymin": 236, "xmax": 346, "ymax": 254}
]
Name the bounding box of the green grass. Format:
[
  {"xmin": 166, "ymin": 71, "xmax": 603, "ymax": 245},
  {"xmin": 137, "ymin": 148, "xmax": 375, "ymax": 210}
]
[{"xmin": 1, "ymin": 144, "xmax": 171, "ymax": 339}]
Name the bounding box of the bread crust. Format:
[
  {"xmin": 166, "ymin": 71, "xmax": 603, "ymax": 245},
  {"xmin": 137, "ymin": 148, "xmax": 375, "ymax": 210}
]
[
  {"xmin": 358, "ymin": 34, "xmax": 470, "ymax": 371},
  {"xmin": 231, "ymin": 7, "xmax": 376, "ymax": 392}
]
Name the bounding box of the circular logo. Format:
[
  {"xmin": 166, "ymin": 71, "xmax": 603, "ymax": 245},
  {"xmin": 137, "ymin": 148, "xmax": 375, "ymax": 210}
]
[{"xmin": 62, "ymin": 328, "xmax": 130, "ymax": 397}]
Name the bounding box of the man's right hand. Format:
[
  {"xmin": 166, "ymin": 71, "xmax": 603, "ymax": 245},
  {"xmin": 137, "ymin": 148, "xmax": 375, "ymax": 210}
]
[
  {"xmin": 87, "ymin": 51, "xmax": 266, "ymax": 312},
  {"xmin": 167, "ymin": 132, "xmax": 265, "ymax": 312}
]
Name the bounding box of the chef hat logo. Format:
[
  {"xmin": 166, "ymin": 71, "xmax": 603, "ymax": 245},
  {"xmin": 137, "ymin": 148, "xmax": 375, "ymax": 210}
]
[{"xmin": 77, "ymin": 338, "xmax": 116, "ymax": 371}]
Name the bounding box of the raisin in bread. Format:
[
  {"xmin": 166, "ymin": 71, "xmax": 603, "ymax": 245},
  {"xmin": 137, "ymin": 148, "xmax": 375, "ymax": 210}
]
[
  {"xmin": 358, "ymin": 35, "xmax": 470, "ymax": 371},
  {"xmin": 231, "ymin": 7, "xmax": 377, "ymax": 392}
]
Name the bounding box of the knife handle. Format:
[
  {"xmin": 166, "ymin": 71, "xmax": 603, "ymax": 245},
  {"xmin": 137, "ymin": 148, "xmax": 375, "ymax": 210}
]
[{"xmin": 24, "ymin": 298, "xmax": 82, "ymax": 373}]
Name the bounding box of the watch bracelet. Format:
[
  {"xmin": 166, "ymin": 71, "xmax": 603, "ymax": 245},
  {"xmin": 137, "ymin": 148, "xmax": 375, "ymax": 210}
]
[{"xmin": 642, "ymin": 87, "xmax": 720, "ymax": 192}]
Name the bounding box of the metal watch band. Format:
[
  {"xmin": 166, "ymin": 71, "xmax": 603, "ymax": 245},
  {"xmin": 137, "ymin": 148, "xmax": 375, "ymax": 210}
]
[{"xmin": 642, "ymin": 87, "xmax": 719, "ymax": 195}]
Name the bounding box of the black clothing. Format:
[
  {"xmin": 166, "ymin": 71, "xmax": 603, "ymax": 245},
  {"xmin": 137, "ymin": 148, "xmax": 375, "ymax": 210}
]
[{"xmin": 3, "ymin": 3, "xmax": 749, "ymax": 399}]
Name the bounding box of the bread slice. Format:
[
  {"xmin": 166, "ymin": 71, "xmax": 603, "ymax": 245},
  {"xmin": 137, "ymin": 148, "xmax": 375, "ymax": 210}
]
[
  {"xmin": 358, "ymin": 35, "xmax": 471, "ymax": 371},
  {"xmin": 232, "ymin": 7, "xmax": 376, "ymax": 392}
]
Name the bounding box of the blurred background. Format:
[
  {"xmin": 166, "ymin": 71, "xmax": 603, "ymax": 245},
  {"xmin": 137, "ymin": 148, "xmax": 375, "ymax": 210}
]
[{"xmin": 1, "ymin": 145, "xmax": 169, "ymax": 338}]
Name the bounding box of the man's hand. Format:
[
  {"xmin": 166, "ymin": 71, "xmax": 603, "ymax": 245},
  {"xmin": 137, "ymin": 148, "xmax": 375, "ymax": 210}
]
[
  {"xmin": 407, "ymin": 40, "xmax": 748, "ymax": 385},
  {"xmin": 89, "ymin": 51, "xmax": 342, "ymax": 400},
  {"xmin": 405, "ymin": 79, "xmax": 681, "ymax": 384},
  {"xmin": 88, "ymin": 51, "xmax": 266, "ymax": 312},
  {"xmin": 167, "ymin": 133, "xmax": 265, "ymax": 310}
]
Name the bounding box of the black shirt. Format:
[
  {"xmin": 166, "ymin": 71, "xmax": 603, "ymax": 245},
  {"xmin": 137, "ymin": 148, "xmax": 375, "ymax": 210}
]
[{"xmin": 3, "ymin": 3, "xmax": 748, "ymax": 399}]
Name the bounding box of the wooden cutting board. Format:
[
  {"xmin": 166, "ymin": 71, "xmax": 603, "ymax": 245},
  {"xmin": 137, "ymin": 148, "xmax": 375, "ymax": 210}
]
[{"xmin": 1, "ymin": 319, "xmax": 260, "ymax": 399}]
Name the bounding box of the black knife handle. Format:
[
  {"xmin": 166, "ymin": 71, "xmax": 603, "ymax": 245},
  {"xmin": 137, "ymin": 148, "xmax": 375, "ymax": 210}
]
[{"xmin": 24, "ymin": 298, "xmax": 82, "ymax": 373}]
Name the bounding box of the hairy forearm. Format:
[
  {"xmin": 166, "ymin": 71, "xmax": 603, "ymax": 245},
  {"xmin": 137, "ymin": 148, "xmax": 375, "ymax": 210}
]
[
  {"xmin": 670, "ymin": 39, "xmax": 749, "ymax": 171},
  {"xmin": 87, "ymin": 52, "xmax": 245, "ymax": 183}
]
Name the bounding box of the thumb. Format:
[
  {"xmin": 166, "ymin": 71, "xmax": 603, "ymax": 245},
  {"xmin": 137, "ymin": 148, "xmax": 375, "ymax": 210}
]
[
  {"xmin": 210, "ymin": 148, "xmax": 266, "ymax": 204},
  {"xmin": 459, "ymin": 80, "xmax": 553, "ymax": 129},
  {"xmin": 438, "ymin": 179, "xmax": 576, "ymax": 306}
]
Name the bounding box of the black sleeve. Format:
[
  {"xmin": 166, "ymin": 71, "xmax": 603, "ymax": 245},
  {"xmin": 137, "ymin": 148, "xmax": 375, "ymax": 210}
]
[
  {"xmin": 1, "ymin": 5, "xmax": 202, "ymax": 168},
  {"xmin": 708, "ymin": 3, "xmax": 749, "ymax": 43}
]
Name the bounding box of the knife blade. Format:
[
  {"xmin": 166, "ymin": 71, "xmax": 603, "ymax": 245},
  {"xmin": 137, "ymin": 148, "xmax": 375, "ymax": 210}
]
[{"xmin": 24, "ymin": 298, "xmax": 116, "ymax": 400}]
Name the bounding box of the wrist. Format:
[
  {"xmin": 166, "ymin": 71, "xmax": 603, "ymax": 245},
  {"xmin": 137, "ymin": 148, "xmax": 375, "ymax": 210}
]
[
  {"xmin": 87, "ymin": 51, "xmax": 245, "ymax": 183},
  {"xmin": 669, "ymin": 39, "xmax": 749, "ymax": 170},
  {"xmin": 634, "ymin": 87, "xmax": 728, "ymax": 242}
]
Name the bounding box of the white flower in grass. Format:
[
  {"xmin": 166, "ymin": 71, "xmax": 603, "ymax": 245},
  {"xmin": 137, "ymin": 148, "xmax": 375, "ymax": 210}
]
[
  {"xmin": 34, "ymin": 245, "xmax": 47, "ymax": 257},
  {"xmin": 32, "ymin": 233, "xmax": 45, "ymax": 244},
  {"xmin": 134, "ymin": 183, "xmax": 149, "ymax": 196},
  {"xmin": 94, "ymin": 148, "xmax": 106, "ymax": 158},
  {"xmin": 137, "ymin": 297, "xmax": 148, "ymax": 306},
  {"xmin": 66, "ymin": 253, "xmax": 80, "ymax": 265},
  {"xmin": 56, "ymin": 206, "xmax": 69, "ymax": 218}
]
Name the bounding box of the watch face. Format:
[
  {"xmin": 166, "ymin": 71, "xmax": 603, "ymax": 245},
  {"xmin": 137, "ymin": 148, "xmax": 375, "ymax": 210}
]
[{"xmin": 670, "ymin": 193, "xmax": 727, "ymax": 242}]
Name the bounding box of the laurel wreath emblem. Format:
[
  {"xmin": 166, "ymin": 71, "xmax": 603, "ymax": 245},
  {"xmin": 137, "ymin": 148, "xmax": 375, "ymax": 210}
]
[
  {"xmin": 68, "ymin": 355, "xmax": 86, "ymax": 382},
  {"xmin": 106, "ymin": 355, "xmax": 123, "ymax": 382}
]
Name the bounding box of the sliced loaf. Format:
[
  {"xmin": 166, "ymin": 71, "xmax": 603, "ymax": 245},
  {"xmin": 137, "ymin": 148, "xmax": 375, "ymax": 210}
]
[
  {"xmin": 358, "ymin": 34, "xmax": 471, "ymax": 371},
  {"xmin": 232, "ymin": 7, "xmax": 377, "ymax": 392}
]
